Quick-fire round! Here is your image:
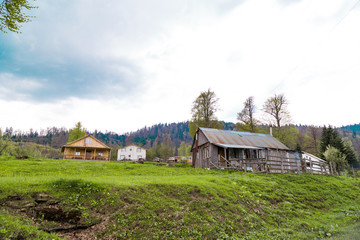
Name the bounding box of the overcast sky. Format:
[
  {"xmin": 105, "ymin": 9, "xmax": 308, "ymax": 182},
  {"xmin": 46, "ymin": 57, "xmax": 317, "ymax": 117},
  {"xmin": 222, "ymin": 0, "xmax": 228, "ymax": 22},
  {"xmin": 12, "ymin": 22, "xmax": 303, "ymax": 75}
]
[{"xmin": 1, "ymin": 0, "xmax": 359, "ymax": 134}]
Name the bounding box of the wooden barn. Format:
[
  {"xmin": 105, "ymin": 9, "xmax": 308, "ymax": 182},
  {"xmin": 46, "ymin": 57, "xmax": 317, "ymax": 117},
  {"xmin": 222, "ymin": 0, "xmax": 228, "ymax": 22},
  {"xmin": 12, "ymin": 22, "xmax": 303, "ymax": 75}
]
[
  {"xmin": 191, "ymin": 128, "xmax": 304, "ymax": 173},
  {"xmin": 61, "ymin": 135, "xmax": 111, "ymax": 161}
]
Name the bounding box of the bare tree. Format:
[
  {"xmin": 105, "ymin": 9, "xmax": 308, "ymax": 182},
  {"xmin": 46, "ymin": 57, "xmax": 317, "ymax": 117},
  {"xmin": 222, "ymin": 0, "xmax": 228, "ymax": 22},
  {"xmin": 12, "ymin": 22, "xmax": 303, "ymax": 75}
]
[
  {"xmin": 307, "ymin": 125, "xmax": 321, "ymax": 155},
  {"xmin": 263, "ymin": 93, "xmax": 290, "ymax": 128},
  {"xmin": 237, "ymin": 96, "xmax": 259, "ymax": 133},
  {"xmin": 189, "ymin": 89, "xmax": 223, "ymax": 137}
]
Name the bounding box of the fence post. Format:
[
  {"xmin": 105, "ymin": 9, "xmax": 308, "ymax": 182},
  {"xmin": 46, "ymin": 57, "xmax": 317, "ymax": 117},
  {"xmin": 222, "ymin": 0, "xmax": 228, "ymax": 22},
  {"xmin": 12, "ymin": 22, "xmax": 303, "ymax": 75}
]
[
  {"xmin": 281, "ymin": 154, "xmax": 284, "ymax": 174},
  {"xmin": 265, "ymin": 150, "xmax": 269, "ymax": 175},
  {"xmin": 296, "ymin": 155, "xmax": 301, "ymax": 175},
  {"xmin": 310, "ymin": 158, "xmax": 313, "ymax": 175}
]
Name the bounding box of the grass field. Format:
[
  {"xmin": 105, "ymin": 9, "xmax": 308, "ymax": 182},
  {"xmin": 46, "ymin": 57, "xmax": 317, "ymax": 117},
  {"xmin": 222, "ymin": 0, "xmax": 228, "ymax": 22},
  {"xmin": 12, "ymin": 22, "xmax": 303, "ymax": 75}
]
[{"xmin": 0, "ymin": 157, "xmax": 360, "ymax": 239}]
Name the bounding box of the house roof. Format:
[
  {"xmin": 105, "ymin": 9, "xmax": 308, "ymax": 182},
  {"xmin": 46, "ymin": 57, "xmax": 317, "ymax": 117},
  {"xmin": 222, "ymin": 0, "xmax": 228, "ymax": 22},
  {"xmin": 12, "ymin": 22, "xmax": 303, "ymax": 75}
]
[
  {"xmin": 198, "ymin": 127, "xmax": 290, "ymax": 150},
  {"xmin": 61, "ymin": 135, "xmax": 111, "ymax": 152}
]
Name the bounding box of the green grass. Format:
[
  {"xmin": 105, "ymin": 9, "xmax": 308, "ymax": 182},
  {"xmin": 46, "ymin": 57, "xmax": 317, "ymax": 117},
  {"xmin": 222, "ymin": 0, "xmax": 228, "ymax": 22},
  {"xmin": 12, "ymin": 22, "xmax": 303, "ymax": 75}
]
[{"xmin": 0, "ymin": 156, "xmax": 359, "ymax": 239}]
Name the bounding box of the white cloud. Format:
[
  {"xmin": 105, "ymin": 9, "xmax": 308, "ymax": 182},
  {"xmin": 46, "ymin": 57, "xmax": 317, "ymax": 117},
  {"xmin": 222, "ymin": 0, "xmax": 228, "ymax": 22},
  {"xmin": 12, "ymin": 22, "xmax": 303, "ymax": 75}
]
[{"xmin": 1, "ymin": 0, "xmax": 360, "ymax": 133}]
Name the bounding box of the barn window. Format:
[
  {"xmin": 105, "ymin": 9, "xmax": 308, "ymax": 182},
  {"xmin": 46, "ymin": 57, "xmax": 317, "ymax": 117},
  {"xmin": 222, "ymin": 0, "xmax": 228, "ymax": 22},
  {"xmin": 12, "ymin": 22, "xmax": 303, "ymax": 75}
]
[
  {"xmin": 98, "ymin": 152, "xmax": 103, "ymax": 156},
  {"xmin": 203, "ymin": 147, "xmax": 209, "ymax": 158},
  {"xmin": 85, "ymin": 138, "xmax": 91, "ymax": 144},
  {"xmin": 75, "ymin": 151, "xmax": 80, "ymax": 156}
]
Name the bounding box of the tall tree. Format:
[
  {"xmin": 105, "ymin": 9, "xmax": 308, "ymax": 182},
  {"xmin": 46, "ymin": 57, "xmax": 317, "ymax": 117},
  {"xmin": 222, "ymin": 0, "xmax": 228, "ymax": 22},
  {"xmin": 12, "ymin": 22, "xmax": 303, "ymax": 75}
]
[
  {"xmin": 307, "ymin": 125, "xmax": 321, "ymax": 155},
  {"xmin": 237, "ymin": 96, "xmax": 259, "ymax": 133},
  {"xmin": 189, "ymin": 89, "xmax": 223, "ymax": 137},
  {"xmin": 319, "ymin": 126, "xmax": 343, "ymax": 158},
  {"xmin": 263, "ymin": 93, "xmax": 290, "ymax": 128},
  {"xmin": 0, "ymin": 0, "xmax": 37, "ymax": 33},
  {"xmin": 0, "ymin": 129, "xmax": 11, "ymax": 155},
  {"xmin": 342, "ymin": 137, "xmax": 358, "ymax": 166},
  {"xmin": 67, "ymin": 122, "xmax": 86, "ymax": 143}
]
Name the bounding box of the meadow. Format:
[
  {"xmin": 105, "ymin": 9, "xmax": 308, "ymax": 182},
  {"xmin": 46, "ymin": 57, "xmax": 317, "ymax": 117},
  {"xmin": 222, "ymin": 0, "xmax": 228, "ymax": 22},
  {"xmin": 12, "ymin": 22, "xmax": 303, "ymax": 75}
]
[{"xmin": 0, "ymin": 157, "xmax": 359, "ymax": 239}]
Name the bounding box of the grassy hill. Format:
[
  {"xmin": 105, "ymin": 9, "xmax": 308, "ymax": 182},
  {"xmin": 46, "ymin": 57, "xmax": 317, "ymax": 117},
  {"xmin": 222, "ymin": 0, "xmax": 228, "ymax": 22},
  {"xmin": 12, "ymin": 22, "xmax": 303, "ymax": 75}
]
[{"xmin": 0, "ymin": 157, "xmax": 359, "ymax": 239}]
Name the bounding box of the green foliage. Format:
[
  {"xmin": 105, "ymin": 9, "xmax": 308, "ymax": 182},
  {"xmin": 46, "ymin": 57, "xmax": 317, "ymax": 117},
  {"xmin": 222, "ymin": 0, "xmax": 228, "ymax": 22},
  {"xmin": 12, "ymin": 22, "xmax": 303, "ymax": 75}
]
[
  {"xmin": 320, "ymin": 126, "xmax": 358, "ymax": 167},
  {"xmin": 0, "ymin": 157, "xmax": 360, "ymax": 239},
  {"xmin": 342, "ymin": 137, "xmax": 358, "ymax": 165},
  {"xmin": 68, "ymin": 121, "xmax": 86, "ymax": 143},
  {"xmin": 0, "ymin": 211, "xmax": 61, "ymax": 239},
  {"xmin": 320, "ymin": 126, "xmax": 344, "ymax": 157},
  {"xmin": 0, "ymin": 0, "xmax": 37, "ymax": 33},
  {"xmin": 324, "ymin": 145, "xmax": 348, "ymax": 173},
  {"xmin": 146, "ymin": 134, "xmax": 175, "ymax": 161},
  {"xmin": 178, "ymin": 141, "xmax": 191, "ymax": 156},
  {"xmin": 0, "ymin": 129, "xmax": 11, "ymax": 155},
  {"xmin": 273, "ymin": 125, "xmax": 299, "ymax": 150}
]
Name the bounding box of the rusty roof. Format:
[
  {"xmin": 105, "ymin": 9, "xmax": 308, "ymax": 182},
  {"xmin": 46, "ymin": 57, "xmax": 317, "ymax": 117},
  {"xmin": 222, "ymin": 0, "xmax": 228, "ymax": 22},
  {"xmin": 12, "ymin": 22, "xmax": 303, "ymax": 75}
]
[{"xmin": 199, "ymin": 128, "xmax": 289, "ymax": 150}]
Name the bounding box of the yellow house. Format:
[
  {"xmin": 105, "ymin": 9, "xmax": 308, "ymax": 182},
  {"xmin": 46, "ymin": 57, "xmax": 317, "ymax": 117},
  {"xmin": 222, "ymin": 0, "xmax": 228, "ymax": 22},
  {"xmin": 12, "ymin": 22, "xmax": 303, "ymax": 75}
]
[{"xmin": 61, "ymin": 135, "xmax": 111, "ymax": 161}]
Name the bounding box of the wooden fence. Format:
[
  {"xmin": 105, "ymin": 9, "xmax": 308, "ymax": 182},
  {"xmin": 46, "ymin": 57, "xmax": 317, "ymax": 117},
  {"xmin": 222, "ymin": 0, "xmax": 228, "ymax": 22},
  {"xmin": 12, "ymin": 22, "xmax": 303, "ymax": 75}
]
[{"xmin": 210, "ymin": 154, "xmax": 332, "ymax": 175}]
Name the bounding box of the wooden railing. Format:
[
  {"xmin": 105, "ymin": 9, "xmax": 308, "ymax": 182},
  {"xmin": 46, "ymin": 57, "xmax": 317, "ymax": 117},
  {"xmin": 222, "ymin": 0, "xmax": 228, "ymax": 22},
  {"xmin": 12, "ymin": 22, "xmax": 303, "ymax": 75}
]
[
  {"xmin": 64, "ymin": 155, "xmax": 109, "ymax": 161},
  {"xmin": 213, "ymin": 154, "xmax": 331, "ymax": 175}
]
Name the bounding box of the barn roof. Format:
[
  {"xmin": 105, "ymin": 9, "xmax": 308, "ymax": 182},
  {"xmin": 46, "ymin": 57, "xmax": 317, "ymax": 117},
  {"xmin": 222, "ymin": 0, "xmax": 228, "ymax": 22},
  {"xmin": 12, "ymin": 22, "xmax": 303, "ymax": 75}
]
[{"xmin": 199, "ymin": 128, "xmax": 290, "ymax": 150}]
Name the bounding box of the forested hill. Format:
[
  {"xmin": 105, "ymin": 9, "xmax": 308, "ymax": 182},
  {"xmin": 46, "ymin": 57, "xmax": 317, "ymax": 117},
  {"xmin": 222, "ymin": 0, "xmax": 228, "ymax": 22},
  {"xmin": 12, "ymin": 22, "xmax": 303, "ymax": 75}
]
[
  {"xmin": 6, "ymin": 121, "xmax": 236, "ymax": 149},
  {"xmin": 4, "ymin": 122, "xmax": 360, "ymax": 157},
  {"xmin": 341, "ymin": 123, "xmax": 360, "ymax": 135}
]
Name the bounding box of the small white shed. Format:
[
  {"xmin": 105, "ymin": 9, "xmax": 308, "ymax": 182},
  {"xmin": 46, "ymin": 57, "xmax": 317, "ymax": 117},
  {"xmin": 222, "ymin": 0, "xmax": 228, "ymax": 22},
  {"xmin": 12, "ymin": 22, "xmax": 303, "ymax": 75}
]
[{"xmin": 117, "ymin": 144, "xmax": 147, "ymax": 161}]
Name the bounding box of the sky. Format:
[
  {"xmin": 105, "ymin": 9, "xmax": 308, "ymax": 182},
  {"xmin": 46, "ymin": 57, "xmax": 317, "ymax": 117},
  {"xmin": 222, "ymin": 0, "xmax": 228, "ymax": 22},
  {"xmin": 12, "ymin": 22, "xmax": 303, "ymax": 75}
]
[{"xmin": 1, "ymin": 0, "xmax": 360, "ymax": 134}]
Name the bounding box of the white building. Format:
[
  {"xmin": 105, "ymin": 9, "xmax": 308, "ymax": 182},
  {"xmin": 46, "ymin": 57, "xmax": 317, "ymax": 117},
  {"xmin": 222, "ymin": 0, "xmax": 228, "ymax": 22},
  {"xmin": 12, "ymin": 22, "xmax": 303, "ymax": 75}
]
[{"xmin": 117, "ymin": 144, "xmax": 147, "ymax": 161}]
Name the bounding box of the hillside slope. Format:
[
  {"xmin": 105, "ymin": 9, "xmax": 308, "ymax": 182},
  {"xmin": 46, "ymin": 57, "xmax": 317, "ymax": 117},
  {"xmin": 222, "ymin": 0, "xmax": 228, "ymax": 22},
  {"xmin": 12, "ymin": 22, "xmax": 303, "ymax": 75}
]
[{"xmin": 0, "ymin": 157, "xmax": 359, "ymax": 239}]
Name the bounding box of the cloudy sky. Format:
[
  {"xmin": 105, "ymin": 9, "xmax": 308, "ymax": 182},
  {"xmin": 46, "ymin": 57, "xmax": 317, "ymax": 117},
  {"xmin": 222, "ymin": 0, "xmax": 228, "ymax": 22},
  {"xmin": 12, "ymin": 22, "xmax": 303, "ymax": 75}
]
[{"xmin": 1, "ymin": 0, "xmax": 359, "ymax": 134}]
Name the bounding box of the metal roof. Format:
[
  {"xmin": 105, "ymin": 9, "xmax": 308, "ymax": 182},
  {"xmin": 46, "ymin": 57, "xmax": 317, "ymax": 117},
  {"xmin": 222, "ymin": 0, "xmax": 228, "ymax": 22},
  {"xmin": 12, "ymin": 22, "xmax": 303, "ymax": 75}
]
[
  {"xmin": 214, "ymin": 143, "xmax": 263, "ymax": 149},
  {"xmin": 199, "ymin": 127, "xmax": 289, "ymax": 150}
]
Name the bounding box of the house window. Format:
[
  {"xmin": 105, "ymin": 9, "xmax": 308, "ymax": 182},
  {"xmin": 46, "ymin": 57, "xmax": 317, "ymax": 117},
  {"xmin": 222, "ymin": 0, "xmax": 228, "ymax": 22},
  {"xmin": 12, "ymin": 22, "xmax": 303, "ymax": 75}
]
[
  {"xmin": 137, "ymin": 148, "xmax": 141, "ymax": 153},
  {"xmin": 130, "ymin": 148, "xmax": 132, "ymax": 151},
  {"xmin": 75, "ymin": 151, "xmax": 80, "ymax": 156},
  {"xmin": 120, "ymin": 155, "xmax": 125, "ymax": 160},
  {"xmin": 128, "ymin": 155, "xmax": 131, "ymax": 158},
  {"xmin": 98, "ymin": 152, "xmax": 103, "ymax": 156},
  {"xmin": 85, "ymin": 138, "xmax": 91, "ymax": 144}
]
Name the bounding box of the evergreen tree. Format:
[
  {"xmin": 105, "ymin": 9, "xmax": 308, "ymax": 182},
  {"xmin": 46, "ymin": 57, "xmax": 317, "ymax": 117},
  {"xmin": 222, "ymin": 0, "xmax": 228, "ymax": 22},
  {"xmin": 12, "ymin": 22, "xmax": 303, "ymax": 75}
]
[
  {"xmin": 342, "ymin": 137, "xmax": 358, "ymax": 166},
  {"xmin": 67, "ymin": 122, "xmax": 86, "ymax": 143},
  {"xmin": 320, "ymin": 126, "xmax": 343, "ymax": 158}
]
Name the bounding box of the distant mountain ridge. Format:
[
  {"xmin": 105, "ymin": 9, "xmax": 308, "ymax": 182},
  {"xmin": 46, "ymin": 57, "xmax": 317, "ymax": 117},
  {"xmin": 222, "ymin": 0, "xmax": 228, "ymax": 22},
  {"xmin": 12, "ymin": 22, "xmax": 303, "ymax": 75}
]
[{"xmin": 5, "ymin": 122, "xmax": 360, "ymax": 157}]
